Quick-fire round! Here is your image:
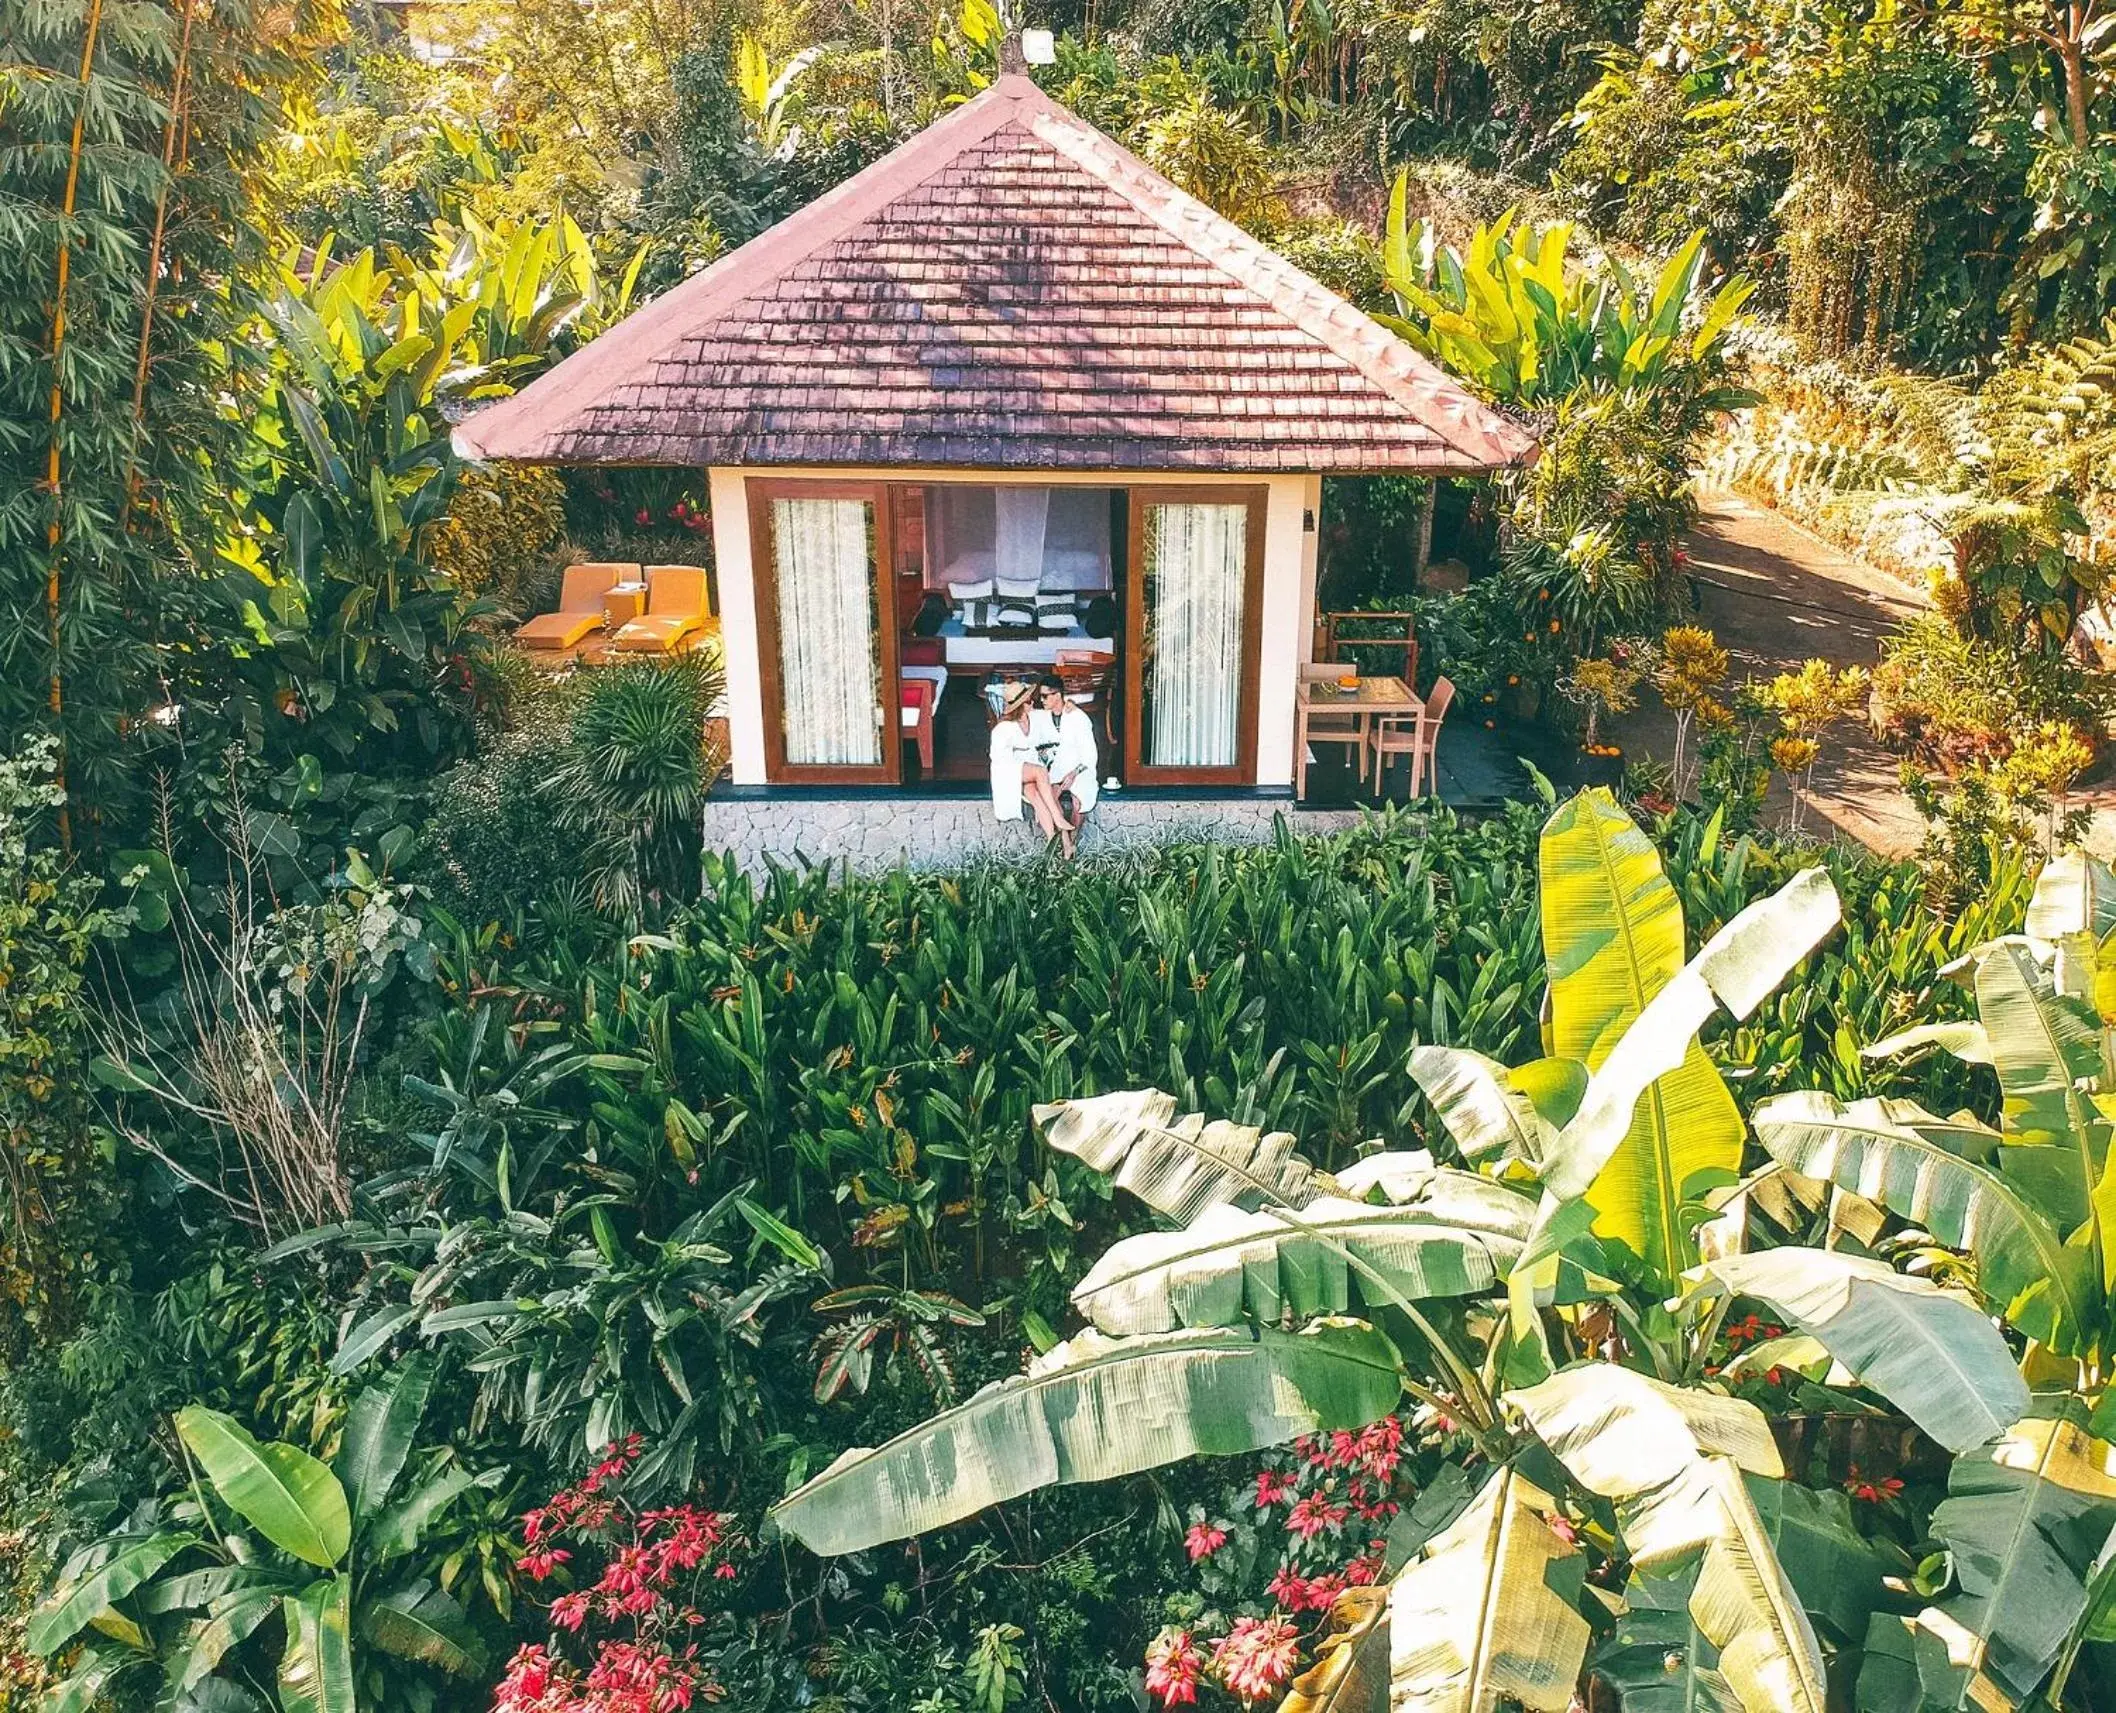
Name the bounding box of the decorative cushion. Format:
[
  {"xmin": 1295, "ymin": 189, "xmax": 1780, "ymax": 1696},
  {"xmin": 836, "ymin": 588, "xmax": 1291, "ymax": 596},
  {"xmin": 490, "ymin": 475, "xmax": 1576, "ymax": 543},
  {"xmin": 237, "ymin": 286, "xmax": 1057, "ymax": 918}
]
[
  {"xmin": 1081, "ymin": 595, "xmax": 1120, "ymax": 637},
  {"xmin": 1035, "ymin": 594, "xmax": 1078, "ymax": 633},
  {"xmin": 912, "ymin": 594, "xmax": 948, "ymax": 637},
  {"xmin": 996, "ymin": 574, "xmax": 1042, "ymax": 599},
  {"xmin": 959, "ymin": 599, "xmax": 1037, "ymax": 632},
  {"xmin": 948, "ymin": 578, "xmax": 996, "ymax": 602}
]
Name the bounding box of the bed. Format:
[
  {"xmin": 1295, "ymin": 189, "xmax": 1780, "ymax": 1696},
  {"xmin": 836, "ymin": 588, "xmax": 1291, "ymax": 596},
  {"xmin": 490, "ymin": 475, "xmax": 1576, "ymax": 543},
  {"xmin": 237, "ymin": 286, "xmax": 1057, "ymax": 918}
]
[
  {"xmin": 918, "ymin": 486, "xmax": 1117, "ymax": 667},
  {"xmin": 935, "ymin": 616, "xmax": 1116, "ymax": 666}
]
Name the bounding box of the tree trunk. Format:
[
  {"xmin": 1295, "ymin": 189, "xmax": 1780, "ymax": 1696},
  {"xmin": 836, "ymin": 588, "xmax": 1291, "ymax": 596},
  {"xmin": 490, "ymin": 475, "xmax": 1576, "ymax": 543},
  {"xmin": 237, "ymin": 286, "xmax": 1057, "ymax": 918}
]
[
  {"xmin": 2061, "ymin": 32, "xmax": 2090, "ymax": 148},
  {"xmin": 1412, "ymin": 479, "xmax": 1435, "ymax": 587}
]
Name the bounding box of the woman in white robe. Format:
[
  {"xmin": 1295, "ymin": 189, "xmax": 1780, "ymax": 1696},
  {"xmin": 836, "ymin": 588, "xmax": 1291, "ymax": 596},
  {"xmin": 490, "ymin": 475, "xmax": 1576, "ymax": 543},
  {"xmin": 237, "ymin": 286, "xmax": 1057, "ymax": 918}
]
[
  {"xmin": 1037, "ymin": 677, "xmax": 1099, "ymax": 822},
  {"xmin": 989, "ymin": 683, "xmax": 1074, "ymax": 856}
]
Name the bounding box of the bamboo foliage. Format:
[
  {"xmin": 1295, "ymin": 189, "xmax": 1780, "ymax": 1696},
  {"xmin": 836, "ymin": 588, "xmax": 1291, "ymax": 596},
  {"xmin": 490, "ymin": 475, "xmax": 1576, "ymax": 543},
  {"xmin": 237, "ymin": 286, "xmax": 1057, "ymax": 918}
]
[{"xmin": 0, "ymin": 0, "xmax": 300, "ymax": 816}]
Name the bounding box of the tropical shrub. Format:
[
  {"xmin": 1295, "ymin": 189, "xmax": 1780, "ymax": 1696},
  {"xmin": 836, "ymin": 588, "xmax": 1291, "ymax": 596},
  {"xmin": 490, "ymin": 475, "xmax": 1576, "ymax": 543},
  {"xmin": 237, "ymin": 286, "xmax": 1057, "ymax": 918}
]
[
  {"xmin": 763, "ymin": 793, "xmax": 2054, "ymax": 1709},
  {"xmin": 545, "ymin": 657, "xmax": 727, "ymax": 916},
  {"xmin": 1378, "ymin": 205, "xmax": 1756, "ymax": 413},
  {"xmin": 31, "ymin": 1362, "xmax": 486, "ymax": 1707},
  {"xmin": 0, "ymin": 739, "xmax": 126, "ymax": 1356}
]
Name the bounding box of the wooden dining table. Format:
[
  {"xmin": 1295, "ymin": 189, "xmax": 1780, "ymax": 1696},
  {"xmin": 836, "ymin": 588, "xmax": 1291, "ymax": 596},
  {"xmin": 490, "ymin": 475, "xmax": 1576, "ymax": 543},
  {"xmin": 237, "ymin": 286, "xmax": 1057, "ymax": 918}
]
[{"xmin": 1295, "ymin": 675, "xmax": 1424, "ymax": 801}]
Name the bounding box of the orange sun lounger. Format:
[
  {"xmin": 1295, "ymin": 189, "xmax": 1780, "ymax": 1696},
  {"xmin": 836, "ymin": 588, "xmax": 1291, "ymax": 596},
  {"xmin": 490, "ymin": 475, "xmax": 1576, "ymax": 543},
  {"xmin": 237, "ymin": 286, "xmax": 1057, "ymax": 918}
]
[
  {"xmin": 612, "ymin": 565, "xmax": 712, "ymax": 653},
  {"xmin": 514, "ymin": 563, "xmax": 636, "ymax": 649}
]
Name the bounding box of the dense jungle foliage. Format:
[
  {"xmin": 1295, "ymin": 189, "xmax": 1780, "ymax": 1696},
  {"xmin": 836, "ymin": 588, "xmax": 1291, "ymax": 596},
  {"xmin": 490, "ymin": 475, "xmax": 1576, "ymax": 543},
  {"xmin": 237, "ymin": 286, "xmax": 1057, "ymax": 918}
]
[{"xmin": 7, "ymin": 0, "xmax": 2116, "ymax": 1705}]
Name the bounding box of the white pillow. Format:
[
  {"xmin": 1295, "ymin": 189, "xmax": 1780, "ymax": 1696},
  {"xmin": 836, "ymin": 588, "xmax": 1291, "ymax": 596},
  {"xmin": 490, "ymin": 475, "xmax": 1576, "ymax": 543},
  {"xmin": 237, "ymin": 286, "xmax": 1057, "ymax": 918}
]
[
  {"xmin": 995, "ymin": 574, "xmax": 1042, "ymax": 599},
  {"xmin": 948, "ymin": 578, "xmax": 995, "ymax": 602}
]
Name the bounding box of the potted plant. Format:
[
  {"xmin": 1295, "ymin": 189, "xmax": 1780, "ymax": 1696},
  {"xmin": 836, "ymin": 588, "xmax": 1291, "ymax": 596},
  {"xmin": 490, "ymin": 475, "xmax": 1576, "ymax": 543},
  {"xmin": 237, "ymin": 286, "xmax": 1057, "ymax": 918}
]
[{"xmin": 1558, "ymin": 650, "xmax": 1645, "ymax": 787}]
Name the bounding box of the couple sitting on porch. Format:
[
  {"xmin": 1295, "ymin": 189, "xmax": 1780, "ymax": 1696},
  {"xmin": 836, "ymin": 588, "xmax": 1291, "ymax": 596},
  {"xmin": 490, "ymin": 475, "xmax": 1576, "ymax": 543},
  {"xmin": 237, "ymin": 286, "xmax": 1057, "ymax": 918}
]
[{"xmin": 990, "ymin": 676, "xmax": 1099, "ymax": 859}]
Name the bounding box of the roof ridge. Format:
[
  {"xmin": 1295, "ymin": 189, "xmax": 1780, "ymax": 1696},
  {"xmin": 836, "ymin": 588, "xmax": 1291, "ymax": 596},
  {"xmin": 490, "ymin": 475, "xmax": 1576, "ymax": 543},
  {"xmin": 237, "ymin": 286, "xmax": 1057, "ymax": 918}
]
[
  {"xmin": 1018, "ymin": 104, "xmax": 1535, "ymax": 469},
  {"xmin": 457, "ymin": 79, "xmax": 1048, "ymax": 460}
]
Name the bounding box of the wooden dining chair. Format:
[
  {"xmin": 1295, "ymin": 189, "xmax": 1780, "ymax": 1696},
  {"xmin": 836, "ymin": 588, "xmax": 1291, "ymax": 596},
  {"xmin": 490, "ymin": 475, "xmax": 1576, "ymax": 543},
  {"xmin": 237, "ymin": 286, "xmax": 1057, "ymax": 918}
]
[
  {"xmin": 1055, "ymin": 649, "xmax": 1116, "ymax": 746},
  {"xmin": 1296, "ymin": 662, "xmax": 1365, "ymax": 800},
  {"xmin": 899, "ymin": 676, "xmax": 937, "ymax": 773},
  {"xmin": 1370, "ymin": 675, "xmax": 1454, "ymax": 799}
]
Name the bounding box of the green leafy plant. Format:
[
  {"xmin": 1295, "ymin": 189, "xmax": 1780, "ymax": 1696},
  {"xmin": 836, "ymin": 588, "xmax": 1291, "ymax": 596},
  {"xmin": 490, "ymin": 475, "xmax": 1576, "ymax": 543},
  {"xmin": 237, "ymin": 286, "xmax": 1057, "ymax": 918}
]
[
  {"xmin": 1379, "ymin": 202, "xmax": 1756, "ymax": 410},
  {"xmin": 30, "ymin": 1358, "xmax": 484, "ymax": 1708},
  {"xmin": 763, "ymin": 793, "xmax": 2047, "ymax": 1711},
  {"xmin": 545, "ymin": 656, "xmax": 727, "ymax": 917}
]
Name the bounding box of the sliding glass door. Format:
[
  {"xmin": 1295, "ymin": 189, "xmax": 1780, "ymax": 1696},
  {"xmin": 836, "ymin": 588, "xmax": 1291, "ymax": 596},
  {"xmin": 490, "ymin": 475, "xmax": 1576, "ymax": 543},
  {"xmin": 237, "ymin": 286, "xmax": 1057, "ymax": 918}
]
[
  {"xmin": 1124, "ymin": 487, "xmax": 1266, "ymax": 785},
  {"xmin": 749, "ymin": 481, "xmax": 900, "ymax": 784}
]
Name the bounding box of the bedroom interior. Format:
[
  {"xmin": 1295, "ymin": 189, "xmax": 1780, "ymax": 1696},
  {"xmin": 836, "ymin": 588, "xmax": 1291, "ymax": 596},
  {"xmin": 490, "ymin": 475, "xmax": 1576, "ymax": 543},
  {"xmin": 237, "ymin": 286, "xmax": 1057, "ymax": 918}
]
[{"xmin": 897, "ymin": 482, "xmax": 1122, "ymax": 783}]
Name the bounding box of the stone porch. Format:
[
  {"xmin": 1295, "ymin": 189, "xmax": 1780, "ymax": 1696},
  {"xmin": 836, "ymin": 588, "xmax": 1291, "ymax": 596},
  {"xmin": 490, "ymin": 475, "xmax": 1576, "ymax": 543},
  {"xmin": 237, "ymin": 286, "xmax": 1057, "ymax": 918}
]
[{"xmin": 703, "ymin": 792, "xmax": 1360, "ymax": 873}]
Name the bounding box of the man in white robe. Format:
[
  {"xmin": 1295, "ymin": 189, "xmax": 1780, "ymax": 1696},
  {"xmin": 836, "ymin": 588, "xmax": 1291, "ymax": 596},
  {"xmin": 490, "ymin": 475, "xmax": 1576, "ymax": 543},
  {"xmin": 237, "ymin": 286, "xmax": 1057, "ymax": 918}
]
[
  {"xmin": 988, "ymin": 682, "xmax": 1073, "ymax": 856},
  {"xmin": 1037, "ymin": 676, "xmax": 1099, "ymax": 827}
]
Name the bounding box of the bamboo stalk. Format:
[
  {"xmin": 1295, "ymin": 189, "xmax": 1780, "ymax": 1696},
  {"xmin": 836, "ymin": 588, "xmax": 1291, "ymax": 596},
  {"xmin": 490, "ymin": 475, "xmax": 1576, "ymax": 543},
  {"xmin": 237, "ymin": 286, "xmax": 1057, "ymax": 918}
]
[
  {"xmin": 44, "ymin": 0, "xmax": 110, "ymax": 850},
  {"xmin": 125, "ymin": 0, "xmax": 199, "ymax": 513}
]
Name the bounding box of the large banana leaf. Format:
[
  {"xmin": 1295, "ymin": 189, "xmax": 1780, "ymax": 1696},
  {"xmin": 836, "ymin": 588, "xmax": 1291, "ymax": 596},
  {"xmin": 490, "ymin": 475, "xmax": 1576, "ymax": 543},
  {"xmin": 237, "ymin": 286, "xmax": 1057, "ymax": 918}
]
[
  {"xmin": 1624, "ymin": 1458, "xmax": 1828, "ymax": 1713},
  {"xmin": 1751, "ymin": 1090, "xmax": 2097, "ymax": 1355},
  {"xmin": 1386, "ymin": 1468, "xmax": 1590, "ymax": 1712},
  {"xmin": 1907, "ymin": 1411, "xmax": 2116, "ymax": 1709},
  {"xmin": 278, "ymin": 1578, "xmax": 356, "ymax": 1713},
  {"xmin": 769, "ymin": 1321, "xmax": 1400, "ymax": 1557},
  {"xmin": 1032, "ymin": 1090, "xmax": 1316, "ymax": 1222},
  {"xmin": 1693, "ymin": 1249, "xmax": 2028, "ymax": 1454},
  {"xmin": 1541, "ymin": 862, "xmax": 1841, "ymax": 1208},
  {"xmin": 1407, "ymin": 1047, "xmax": 1582, "ymax": 1169},
  {"xmin": 27, "ymin": 1530, "xmax": 195, "ymax": 1656},
  {"xmin": 167, "ymin": 1590, "xmax": 285, "ymax": 1694},
  {"xmin": 1072, "ymin": 1196, "xmax": 1522, "ymax": 1335},
  {"xmin": 1975, "ymin": 942, "xmax": 2116, "ymax": 1287},
  {"xmin": 334, "ymin": 1356, "xmax": 433, "ymax": 1524},
  {"xmin": 2023, "ymin": 850, "xmax": 2116, "ymax": 943},
  {"xmin": 360, "ymin": 1581, "xmax": 483, "ymax": 1674},
  {"xmin": 1510, "ymin": 1366, "xmax": 1825, "ymax": 1713},
  {"xmin": 1537, "ymin": 791, "xmax": 1835, "ymax": 1281},
  {"xmin": 1279, "ymin": 1587, "xmax": 1389, "ymax": 1713},
  {"xmin": 176, "ymin": 1408, "xmax": 351, "ymax": 1571}
]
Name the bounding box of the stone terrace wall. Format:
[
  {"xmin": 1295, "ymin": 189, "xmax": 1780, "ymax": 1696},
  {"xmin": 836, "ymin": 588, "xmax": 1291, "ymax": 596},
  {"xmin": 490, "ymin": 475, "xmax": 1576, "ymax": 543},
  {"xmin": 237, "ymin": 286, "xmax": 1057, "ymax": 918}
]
[{"xmin": 703, "ymin": 795, "xmax": 1363, "ymax": 874}]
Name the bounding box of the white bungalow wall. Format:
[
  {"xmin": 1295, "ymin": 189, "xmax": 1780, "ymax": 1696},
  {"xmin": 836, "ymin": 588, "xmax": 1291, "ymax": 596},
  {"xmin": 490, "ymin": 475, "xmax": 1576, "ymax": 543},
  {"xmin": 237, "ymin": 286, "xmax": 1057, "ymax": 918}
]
[{"xmin": 707, "ymin": 467, "xmax": 1320, "ymax": 789}]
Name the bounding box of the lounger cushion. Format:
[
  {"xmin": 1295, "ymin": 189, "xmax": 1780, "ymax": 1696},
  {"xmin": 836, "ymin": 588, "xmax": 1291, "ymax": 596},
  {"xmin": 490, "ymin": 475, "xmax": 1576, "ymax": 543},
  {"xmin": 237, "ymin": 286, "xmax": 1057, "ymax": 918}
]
[
  {"xmin": 515, "ymin": 611, "xmax": 603, "ymax": 649},
  {"xmin": 613, "ymin": 614, "xmax": 703, "ymax": 651}
]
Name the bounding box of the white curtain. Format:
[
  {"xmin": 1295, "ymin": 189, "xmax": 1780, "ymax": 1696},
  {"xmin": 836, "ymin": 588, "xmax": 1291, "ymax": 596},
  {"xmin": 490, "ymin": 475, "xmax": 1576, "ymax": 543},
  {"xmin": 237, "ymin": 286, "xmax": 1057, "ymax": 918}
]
[
  {"xmin": 1144, "ymin": 503, "xmax": 1247, "ymax": 768},
  {"xmin": 772, "ymin": 497, "xmax": 880, "ymax": 767},
  {"xmin": 994, "ymin": 486, "xmax": 1051, "ymax": 587}
]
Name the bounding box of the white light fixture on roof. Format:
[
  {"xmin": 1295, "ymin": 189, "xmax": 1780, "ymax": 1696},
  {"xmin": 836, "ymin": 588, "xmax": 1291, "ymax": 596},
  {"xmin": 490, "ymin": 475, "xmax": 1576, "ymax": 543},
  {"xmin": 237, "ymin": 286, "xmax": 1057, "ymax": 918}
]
[{"xmin": 1021, "ymin": 28, "xmax": 1055, "ymax": 63}]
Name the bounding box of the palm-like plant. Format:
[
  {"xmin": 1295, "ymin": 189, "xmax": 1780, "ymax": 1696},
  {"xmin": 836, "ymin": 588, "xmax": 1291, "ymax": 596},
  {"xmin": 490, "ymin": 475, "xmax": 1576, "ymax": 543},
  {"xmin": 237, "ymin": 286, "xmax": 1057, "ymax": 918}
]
[
  {"xmin": 764, "ymin": 793, "xmax": 2055, "ymax": 1711},
  {"xmin": 546, "ymin": 655, "xmax": 726, "ymax": 915},
  {"xmin": 1378, "ymin": 194, "xmax": 1757, "ymax": 412},
  {"xmin": 31, "ymin": 1359, "xmax": 483, "ymax": 1709}
]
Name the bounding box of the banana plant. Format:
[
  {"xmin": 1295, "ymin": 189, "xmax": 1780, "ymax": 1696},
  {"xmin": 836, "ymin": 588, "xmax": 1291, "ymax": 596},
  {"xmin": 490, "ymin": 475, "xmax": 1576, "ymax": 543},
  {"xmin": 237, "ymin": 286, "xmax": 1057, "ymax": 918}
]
[
  {"xmin": 1378, "ymin": 188, "xmax": 1757, "ymax": 411},
  {"xmin": 766, "ymin": 794, "xmax": 2031, "ymax": 1711},
  {"xmin": 31, "ymin": 1358, "xmax": 483, "ymax": 1711},
  {"xmin": 1743, "ymin": 848, "xmax": 2116, "ymax": 1707}
]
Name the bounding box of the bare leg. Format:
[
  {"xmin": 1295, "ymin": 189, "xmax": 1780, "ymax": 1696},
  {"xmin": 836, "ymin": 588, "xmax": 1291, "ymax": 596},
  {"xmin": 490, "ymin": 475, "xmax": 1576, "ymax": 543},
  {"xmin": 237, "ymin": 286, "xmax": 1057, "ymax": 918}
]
[
  {"xmin": 1021, "ymin": 766, "xmax": 1063, "ymax": 842},
  {"xmin": 1025, "ymin": 769, "xmax": 1075, "ymax": 858}
]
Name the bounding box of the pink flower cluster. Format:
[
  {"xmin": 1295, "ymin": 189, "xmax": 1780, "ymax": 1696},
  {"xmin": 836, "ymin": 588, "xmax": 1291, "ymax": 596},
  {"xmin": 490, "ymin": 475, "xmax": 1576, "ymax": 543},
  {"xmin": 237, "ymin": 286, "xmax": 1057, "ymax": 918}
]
[
  {"xmin": 1253, "ymin": 1419, "xmax": 1400, "ymax": 1613},
  {"xmin": 1147, "ymin": 1418, "xmax": 1410, "ymax": 1705},
  {"xmin": 493, "ymin": 1438, "xmax": 738, "ymax": 1713}
]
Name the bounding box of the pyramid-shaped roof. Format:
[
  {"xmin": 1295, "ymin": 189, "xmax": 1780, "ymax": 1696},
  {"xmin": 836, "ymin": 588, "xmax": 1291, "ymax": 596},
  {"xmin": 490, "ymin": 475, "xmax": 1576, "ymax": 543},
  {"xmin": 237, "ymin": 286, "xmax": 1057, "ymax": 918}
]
[{"xmin": 454, "ymin": 76, "xmax": 1537, "ymax": 474}]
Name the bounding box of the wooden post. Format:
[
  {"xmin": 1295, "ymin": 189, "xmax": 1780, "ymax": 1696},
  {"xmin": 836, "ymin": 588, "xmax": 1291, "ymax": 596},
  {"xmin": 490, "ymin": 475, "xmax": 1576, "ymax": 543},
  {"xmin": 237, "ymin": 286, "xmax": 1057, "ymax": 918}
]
[{"xmin": 1411, "ymin": 477, "xmax": 1435, "ymax": 588}]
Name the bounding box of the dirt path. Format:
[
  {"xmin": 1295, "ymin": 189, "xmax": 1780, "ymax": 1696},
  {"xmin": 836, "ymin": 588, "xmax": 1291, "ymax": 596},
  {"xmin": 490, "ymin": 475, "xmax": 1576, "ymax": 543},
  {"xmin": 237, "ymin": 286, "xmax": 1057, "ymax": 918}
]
[{"xmin": 1608, "ymin": 490, "xmax": 1931, "ymax": 856}]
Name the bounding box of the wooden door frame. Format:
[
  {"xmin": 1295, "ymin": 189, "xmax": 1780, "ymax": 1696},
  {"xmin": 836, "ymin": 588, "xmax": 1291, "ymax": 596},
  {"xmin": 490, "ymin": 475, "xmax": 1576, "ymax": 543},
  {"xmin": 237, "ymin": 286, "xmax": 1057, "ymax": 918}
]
[
  {"xmin": 1122, "ymin": 484, "xmax": 1267, "ymax": 786},
  {"xmin": 748, "ymin": 478, "xmax": 902, "ymax": 786}
]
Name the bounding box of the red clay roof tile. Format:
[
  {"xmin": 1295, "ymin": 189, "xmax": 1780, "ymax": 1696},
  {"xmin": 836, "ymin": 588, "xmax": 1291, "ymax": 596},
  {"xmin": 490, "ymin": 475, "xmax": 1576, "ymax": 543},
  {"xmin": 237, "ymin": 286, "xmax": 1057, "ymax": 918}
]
[{"xmin": 456, "ymin": 81, "xmax": 1536, "ymax": 474}]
